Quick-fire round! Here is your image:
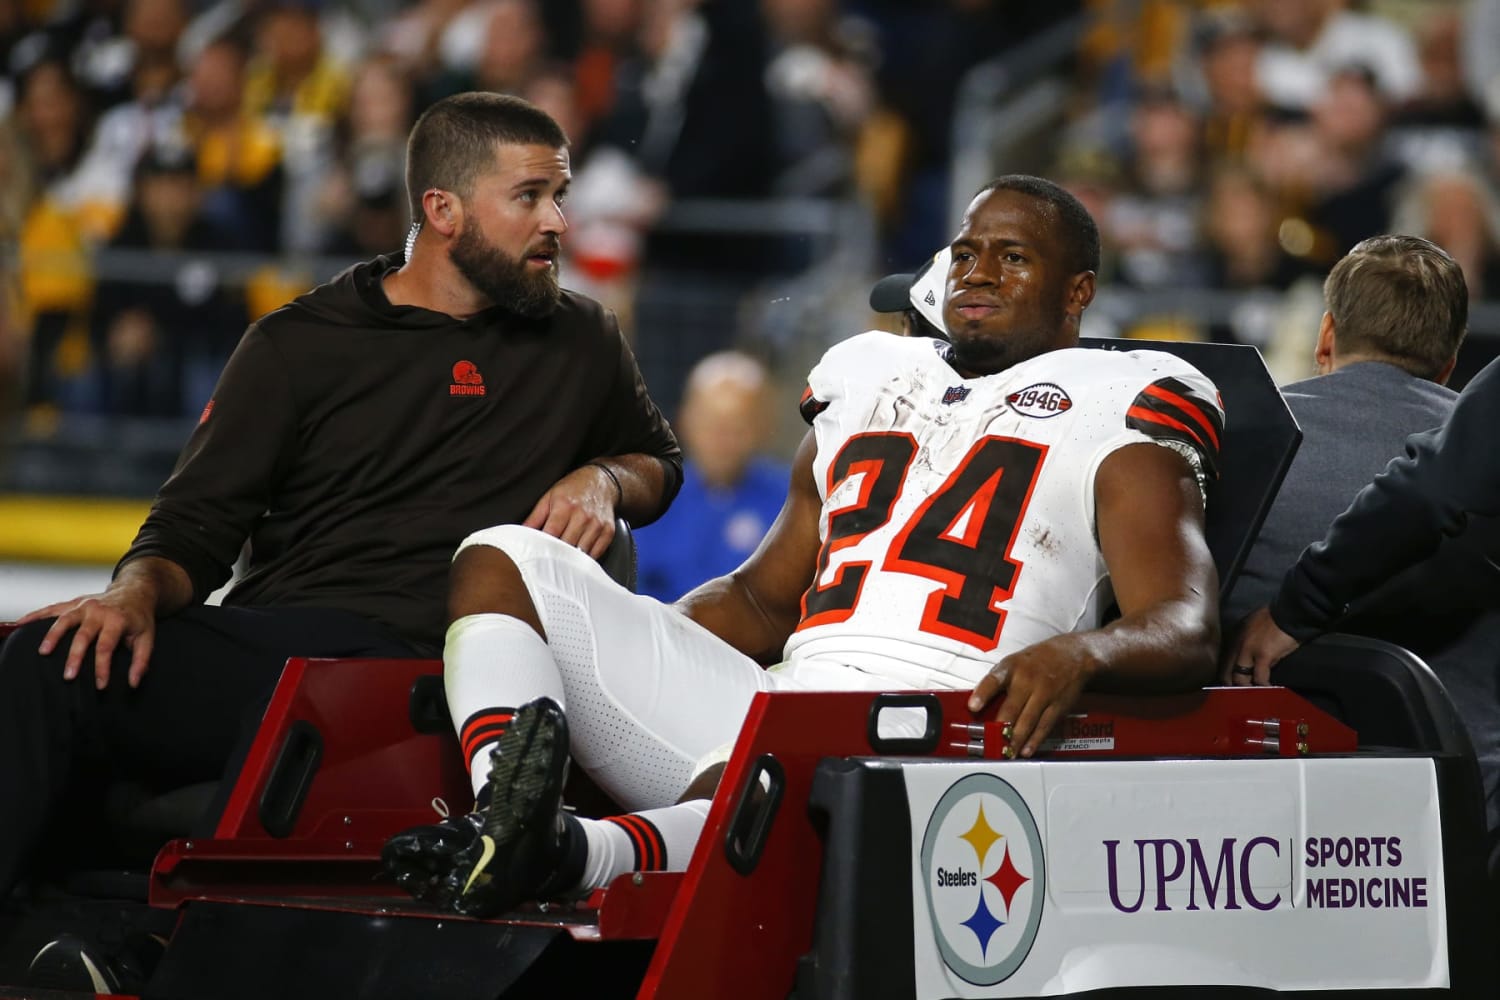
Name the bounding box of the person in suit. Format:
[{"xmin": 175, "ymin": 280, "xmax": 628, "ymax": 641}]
[
  {"xmin": 1225, "ymin": 234, "xmax": 1466, "ymax": 624},
  {"xmin": 1225, "ymin": 235, "xmax": 1500, "ymax": 859}
]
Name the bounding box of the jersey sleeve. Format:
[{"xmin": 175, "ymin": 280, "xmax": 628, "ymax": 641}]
[
  {"xmin": 803, "ymin": 330, "xmax": 916, "ymax": 426},
  {"xmin": 1124, "ymin": 371, "xmax": 1224, "ymax": 480}
]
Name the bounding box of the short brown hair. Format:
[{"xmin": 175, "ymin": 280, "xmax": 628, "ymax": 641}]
[
  {"xmin": 405, "ymin": 92, "xmax": 568, "ymax": 221},
  {"xmin": 1323, "ymin": 235, "xmax": 1468, "ymax": 379}
]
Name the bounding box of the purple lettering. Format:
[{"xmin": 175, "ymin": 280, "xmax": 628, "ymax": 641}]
[
  {"xmin": 1187, "ymin": 839, "xmax": 1240, "ymax": 911},
  {"xmin": 1104, "ymin": 840, "xmax": 1146, "ymax": 913},
  {"xmin": 1152, "ymin": 840, "xmax": 1186, "ymax": 911},
  {"xmin": 1240, "ymin": 836, "xmax": 1282, "ymax": 910}
]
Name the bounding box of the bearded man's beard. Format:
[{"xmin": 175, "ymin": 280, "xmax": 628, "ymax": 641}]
[{"xmin": 449, "ymin": 225, "xmax": 562, "ymax": 318}]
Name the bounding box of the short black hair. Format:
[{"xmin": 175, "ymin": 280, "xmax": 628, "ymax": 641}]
[
  {"xmin": 979, "ymin": 174, "xmax": 1101, "ymax": 275},
  {"xmin": 405, "ymin": 92, "xmax": 569, "ymax": 221}
]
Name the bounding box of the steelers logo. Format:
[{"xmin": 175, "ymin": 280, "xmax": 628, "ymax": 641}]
[{"xmin": 919, "ymin": 772, "xmax": 1045, "ymax": 986}]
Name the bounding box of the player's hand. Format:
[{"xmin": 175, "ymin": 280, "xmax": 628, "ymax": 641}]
[
  {"xmin": 524, "ymin": 465, "xmax": 618, "ymax": 559},
  {"xmin": 19, "ymin": 585, "xmax": 158, "ymax": 690},
  {"xmin": 1220, "ymin": 606, "xmax": 1301, "ymax": 686},
  {"xmin": 968, "ymin": 634, "xmax": 1095, "ymax": 758}
]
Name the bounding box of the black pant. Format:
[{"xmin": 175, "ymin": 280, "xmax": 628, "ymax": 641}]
[{"xmin": 0, "ymin": 604, "xmax": 418, "ymax": 893}]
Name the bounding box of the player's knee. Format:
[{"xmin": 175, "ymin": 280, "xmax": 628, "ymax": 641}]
[
  {"xmin": 456, "ymin": 524, "xmax": 535, "ymax": 560},
  {"xmin": 447, "ymin": 542, "xmax": 542, "ymax": 631}
]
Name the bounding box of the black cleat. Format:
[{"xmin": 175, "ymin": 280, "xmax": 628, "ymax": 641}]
[
  {"xmin": 382, "ymin": 810, "xmax": 485, "ymax": 908},
  {"xmin": 443, "ymin": 696, "xmax": 573, "ymax": 917}
]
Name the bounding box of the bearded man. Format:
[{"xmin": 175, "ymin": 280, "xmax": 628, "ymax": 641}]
[{"xmin": 0, "ymin": 93, "xmax": 681, "ymax": 900}]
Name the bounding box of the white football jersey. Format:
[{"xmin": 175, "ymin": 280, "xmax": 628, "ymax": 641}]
[{"xmin": 783, "ymin": 332, "xmax": 1223, "ymax": 690}]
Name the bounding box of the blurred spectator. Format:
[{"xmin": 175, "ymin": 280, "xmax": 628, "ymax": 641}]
[
  {"xmin": 14, "ymin": 58, "xmax": 100, "ymax": 418},
  {"xmin": 1053, "ymin": 144, "xmax": 1123, "ymax": 285},
  {"xmin": 1253, "ymin": 65, "xmax": 1405, "ymax": 271},
  {"xmin": 572, "ymin": 0, "xmax": 642, "ymax": 140},
  {"xmin": 1191, "ymin": 5, "xmax": 1268, "ymax": 165},
  {"xmin": 585, "ymin": 0, "xmax": 777, "ymax": 418},
  {"xmin": 865, "ymin": 1, "xmax": 1077, "ymax": 263},
  {"xmin": 1108, "ymin": 84, "xmax": 1207, "ymax": 289},
  {"xmin": 0, "ymin": 115, "xmax": 32, "ymax": 240},
  {"xmin": 1462, "ymin": 0, "xmax": 1500, "ymax": 124},
  {"xmin": 313, "ymin": 53, "xmax": 413, "ymax": 255},
  {"xmin": 63, "ymin": 0, "xmax": 191, "ymax": 246},
  {"xmin": 243, "ymin": 0, "xmax": 351, "ymax": 253},
  {"xmin": 0, "ymin": 116, "xmax": 33, "ymax": 431},
  {"xmin": 0, "ymin": 0, "xmax": 28, "ymax": 113},
  {"xmin": 1251, "ymin": 0, "xmax": 1421, "ymax": 115},
  {"xmin": 1201, "ymin": 164, "xmax": 1303, "ymax": 296},
  {"xmin": 41, "ymin": 0, "xmax": 128, "ymax": 109},
  {"xmin": 89, "ymin": 145, "xmax": 248, "ymax": 417},
  {"xmin": 424, "ymin": 0, "xmax": 548, "ymax": 103},
  {"xmin": 379, "ymin": 0, "xmax": 470, "ymax": 81},
  {"xmin": 521, "ymin": 62, "xmax": 585, "ymax": 149},
  {"xmin": 244, "ymin": 0, "xmax": 349, "ymax": 127},
  {"xmin": 634, "ymin": 351, "xmax": 788, "ymax": 602},
  {"xmin": 180, "ymin": 36, "xmax": 284, "ymax": 252},
  {"xmin": 1396, "ymin": 8, "xmax": 1485, "ymax": 130},
  {"xmin": 1302, "ymin": 65, "xmax": 1406, "ymax": 262},
  {"xmin": 1392, "ymin": 164, "xmax": 1500, "ymax": 303},
  {"xmin": 65, "ymin": 0, "xmax": 188, "ymax": 112},
  {"xmin": 760, "ymin": 0, "xmax": 876, "ymax": 197}
]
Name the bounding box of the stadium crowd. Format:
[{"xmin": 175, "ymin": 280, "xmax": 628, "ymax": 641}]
[{"xmin": 4, "ymin": 0, "xmax": 1500, "ymax": 436}]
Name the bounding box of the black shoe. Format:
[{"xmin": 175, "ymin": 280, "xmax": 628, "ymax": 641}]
[
  {"xmin": 382, "ymin": 810, "xmax": 486, "ymax": 907},
  {"xmin": 444, "ymin": 696, "xmax": 574, "ymax": 917},
  {"xmin": 26, "ymin": 931, "xmax": 161, "ymax": 993}
]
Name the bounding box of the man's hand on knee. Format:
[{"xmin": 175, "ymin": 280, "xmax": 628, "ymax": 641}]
[{"xmin": 25, "ymin": 589, "xmax": 157, "ymax": 690}]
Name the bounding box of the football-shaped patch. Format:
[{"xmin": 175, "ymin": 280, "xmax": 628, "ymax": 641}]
[{"xmin": 1006, "ymin": 382, "xmax": 1072, "ymax": 418}]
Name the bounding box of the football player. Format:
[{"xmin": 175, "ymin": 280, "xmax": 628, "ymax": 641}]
[{"xmin": 384, "ymin": 175, "xmax": 1225, "ymax": 916}]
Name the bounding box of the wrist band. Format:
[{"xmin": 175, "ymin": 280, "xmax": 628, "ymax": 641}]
[{"xmin": 589, "ymin": 461, "xmax": 624, "ymax": 506}]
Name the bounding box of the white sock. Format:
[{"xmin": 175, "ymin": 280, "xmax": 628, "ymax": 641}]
[
  {"xmin": 444, "ymin": 613, "xmax": 566, "ymax": 799},
  {"xmin": 575, "ymin": 800, "xmax": 713, "ymax": 890}
]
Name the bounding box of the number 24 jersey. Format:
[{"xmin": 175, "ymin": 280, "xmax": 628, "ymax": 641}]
[{"xmin": 783, "ymin": 332, "xmax": 1223, "ymax": 690}]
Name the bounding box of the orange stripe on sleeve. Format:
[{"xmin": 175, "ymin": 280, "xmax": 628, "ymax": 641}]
[
  {"xmin": 1143, "ymin": 384, "xmax": 1220, "ymax": 450},
  {"xmin": 1127, "ymin": 405, "xmax": 1208, "ymax": 453}
]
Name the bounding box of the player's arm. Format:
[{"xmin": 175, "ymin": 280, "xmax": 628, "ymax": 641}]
[
  {"xmin": 971, "ymin": 442, "xmax": 1219, "ymax": 756},
  {"xmin": 676, "ymin": 429, "xmax": 823, "ymax": 663}
]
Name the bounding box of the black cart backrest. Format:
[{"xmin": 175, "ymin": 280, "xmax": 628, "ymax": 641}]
[{"xmin": 1083, "ymin": 338, "xmax": 1301, "ymax": 600}]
